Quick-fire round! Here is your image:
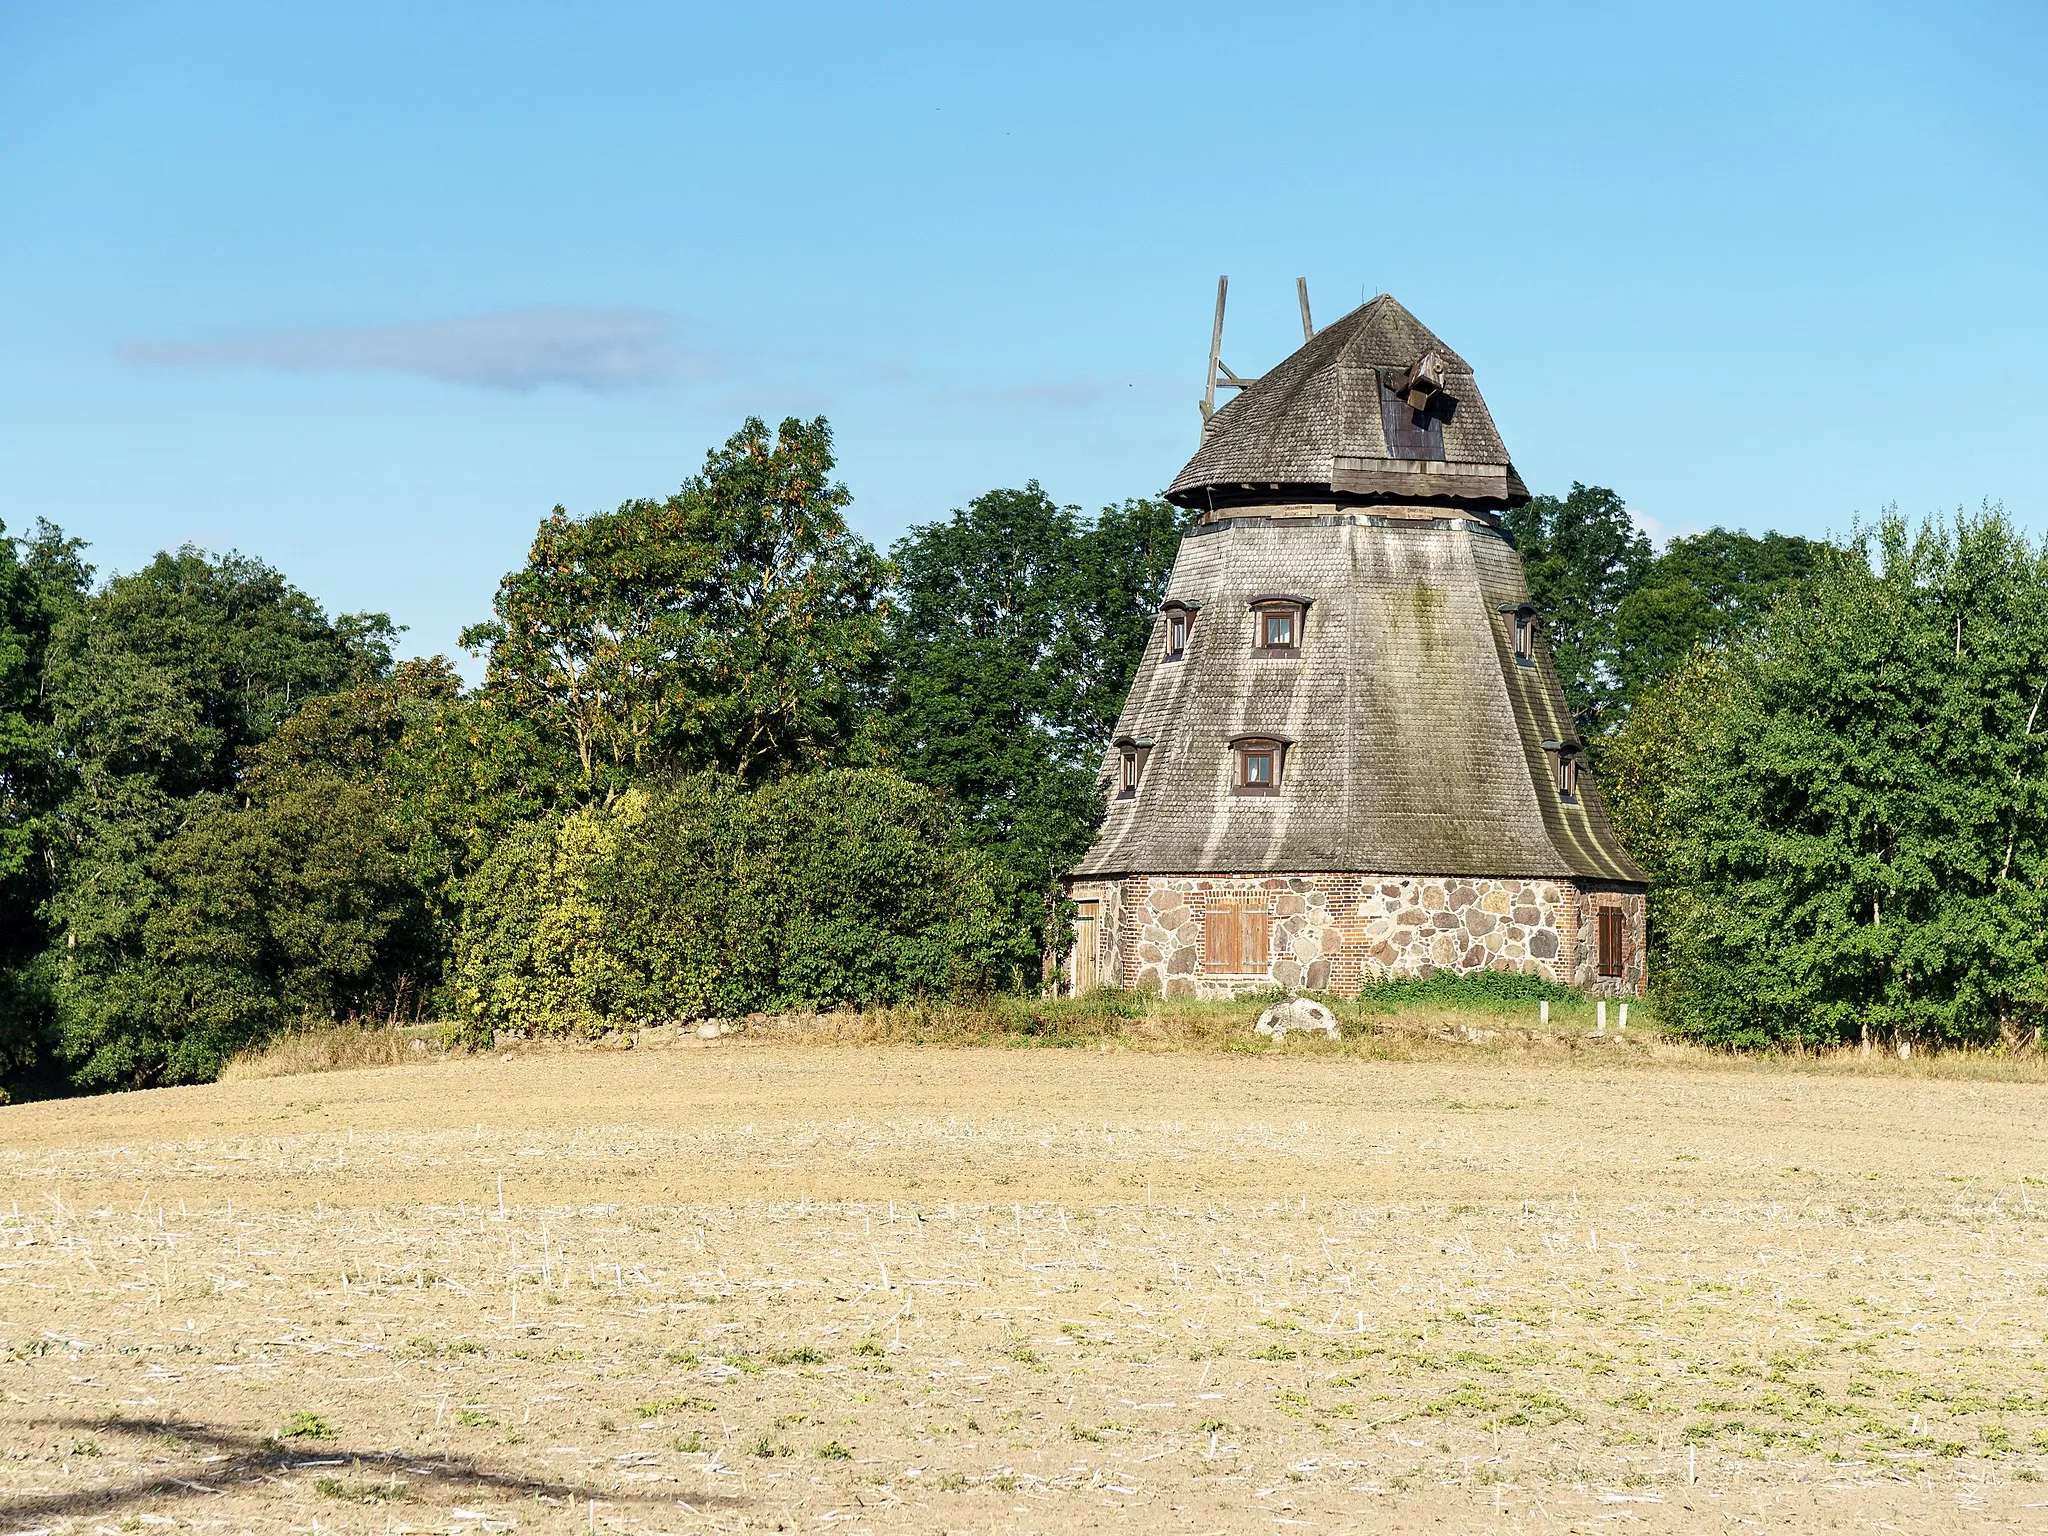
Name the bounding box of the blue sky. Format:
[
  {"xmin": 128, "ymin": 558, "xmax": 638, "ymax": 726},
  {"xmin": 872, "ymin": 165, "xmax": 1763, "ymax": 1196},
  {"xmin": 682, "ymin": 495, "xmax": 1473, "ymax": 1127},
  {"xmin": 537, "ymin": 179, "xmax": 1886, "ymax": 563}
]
[{"xmin": 2, "ymin": 1, "xmax": 2043, "ymax": 663}]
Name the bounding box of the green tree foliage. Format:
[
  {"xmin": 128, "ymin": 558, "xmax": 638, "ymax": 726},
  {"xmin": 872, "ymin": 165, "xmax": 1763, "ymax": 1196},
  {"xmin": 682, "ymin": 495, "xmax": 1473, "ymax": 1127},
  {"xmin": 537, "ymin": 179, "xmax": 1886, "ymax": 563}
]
[
  {"xmin": 0, "ymin": 520, "xmax": 94, "ymax": 1092},
  {"xmin": 40, "ymin": 548, "xmax": 397, "ymax": 1089},
  {"xmin": 1634, "ymin": 509, "xmax": 2048, "ymax": 1048},
  {"xmin": 246, "ymin": 657, "xmax": 572, "ymax": 982},
  {"xmin": 1504, "ymin": 484, "xmax": 1651, "ymax": 728},
  {"xmin": 462, "ymin": 417, "xmax": 889, "ymax": 792},
  {"xmin": 99, "ymin": 783, "xmax": 435, "ymax": 1082},
  {"xmin": 883, "ymin": 487, "xmax": 1192, "ymax": 957},
  {"xmin": 1612, "ymin": 528, "xmax": 1825, "ymax": 710},
  {"xmin": 452, "ymin": 769, "xmax": 1013, "ymax": 1039}
]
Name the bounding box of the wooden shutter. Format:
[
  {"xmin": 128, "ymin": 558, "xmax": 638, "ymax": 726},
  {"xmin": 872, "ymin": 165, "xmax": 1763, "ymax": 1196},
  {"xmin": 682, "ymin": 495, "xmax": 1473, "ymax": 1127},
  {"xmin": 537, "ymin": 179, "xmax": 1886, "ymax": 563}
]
[
  {"xmin": 1205, "ymin": 902, "xmax": 1239, "ymax": 972},
  {"xmin": 1597, "ymin": 909, "xmax": 1624, "ymax": 977},
  {"xmin": 1244, "ymin": 910, "xmax": 1271, "ymax": 974}
]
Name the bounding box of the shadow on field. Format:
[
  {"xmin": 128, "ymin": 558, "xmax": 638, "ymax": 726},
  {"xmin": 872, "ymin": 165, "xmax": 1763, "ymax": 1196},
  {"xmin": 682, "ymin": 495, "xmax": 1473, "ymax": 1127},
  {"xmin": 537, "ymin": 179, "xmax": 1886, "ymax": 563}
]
[{"xmin": 5, "ymin": 1415, "xmax": 749, "ymax": 1523}]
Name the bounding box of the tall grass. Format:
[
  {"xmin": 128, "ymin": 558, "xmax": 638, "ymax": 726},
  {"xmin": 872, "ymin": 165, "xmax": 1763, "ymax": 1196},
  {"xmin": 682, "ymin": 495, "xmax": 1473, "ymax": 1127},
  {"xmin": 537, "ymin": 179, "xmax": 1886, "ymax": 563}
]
[{"xmin": 220, "ymin": 1025, "xmax": 425, "ymax": 1082}]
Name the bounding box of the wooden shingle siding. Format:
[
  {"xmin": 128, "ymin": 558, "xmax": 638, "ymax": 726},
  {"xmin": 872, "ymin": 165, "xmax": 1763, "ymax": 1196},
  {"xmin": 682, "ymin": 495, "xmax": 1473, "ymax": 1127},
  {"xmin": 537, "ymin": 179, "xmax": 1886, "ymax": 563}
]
[
  {"xmin": 1073, "ymin": 516, "xmax": 1647, "ymax": 885},
  {"xmin": 1169, "ymin": 295, "xmax": 1522, "ymax": 508}
]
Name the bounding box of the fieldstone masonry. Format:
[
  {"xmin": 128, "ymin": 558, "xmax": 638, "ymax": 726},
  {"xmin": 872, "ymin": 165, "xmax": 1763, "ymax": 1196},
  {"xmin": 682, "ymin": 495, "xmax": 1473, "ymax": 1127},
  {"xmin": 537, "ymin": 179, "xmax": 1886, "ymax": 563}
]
[{"xmin": 1073, "ymin": 871, "xmax": 1646, "ymax": 1000}]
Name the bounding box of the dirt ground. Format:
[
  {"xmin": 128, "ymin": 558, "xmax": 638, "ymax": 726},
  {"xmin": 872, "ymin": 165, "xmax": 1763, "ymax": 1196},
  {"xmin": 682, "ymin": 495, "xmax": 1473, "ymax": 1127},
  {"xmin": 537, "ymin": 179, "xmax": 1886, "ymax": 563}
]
[{"xmin": 1, "ymin": 1041, "xmax": 2045, "ymax": 1534}]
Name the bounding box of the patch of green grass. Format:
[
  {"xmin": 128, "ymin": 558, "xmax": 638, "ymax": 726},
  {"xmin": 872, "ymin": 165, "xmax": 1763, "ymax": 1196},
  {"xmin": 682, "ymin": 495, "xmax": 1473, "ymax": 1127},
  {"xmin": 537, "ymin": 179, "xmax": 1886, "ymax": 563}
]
[
  {"xmin": 663, "ymin": 1348, "xmax": 698, "ymax": 1367},
  {"xmin": 749, "ymin": 1433, "xmax": 792, "ymax": 1458},
  {"xmin": 454, "ymin": 1408, "xmax": 496, "ymax": 1428},
  {"xmin": 672, "ymin": 1432, "xmax": 705, "ymax": 1453},
  {"xmin": 1252, "ymin": 1344, "xmax": 1298, "ymax": 1362},
  {"xmin": 1197, "ymin": 1417, "xmax": 1226, "ymax": 1433},
  {"xmin": 280, "ymin": 1411, "xmax": 334, "ymax": 1440},
  {"xmin": 637, "ymin": 1396, "xmax": 715, "ymax": 1418},
  {"xmin": 816, "ymin": 1440, "xmax": 852, "ymax": 1460},
  {"xmin": 316, "ymin": 1476, "xmax": 416, "ymax": 1504},
  {"xmin": 769, "ymin": 1346, "xmax": 827, "ymax": 1365},
  {"xmin": 1356, "ymin": 970, "xmax": 1578, "ymax": 1009}
]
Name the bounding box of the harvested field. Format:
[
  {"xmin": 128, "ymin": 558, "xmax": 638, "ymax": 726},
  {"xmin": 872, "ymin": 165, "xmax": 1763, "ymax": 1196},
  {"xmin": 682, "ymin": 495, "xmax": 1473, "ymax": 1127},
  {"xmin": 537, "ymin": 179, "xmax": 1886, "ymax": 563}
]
[{"xmin": 1, "ymin": 1041, "xmax": 2045, "ymax": 1533}]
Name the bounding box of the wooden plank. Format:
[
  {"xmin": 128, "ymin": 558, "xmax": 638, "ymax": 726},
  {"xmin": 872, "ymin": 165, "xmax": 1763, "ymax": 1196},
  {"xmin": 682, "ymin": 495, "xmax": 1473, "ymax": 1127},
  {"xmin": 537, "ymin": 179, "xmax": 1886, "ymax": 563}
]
[{"xmin": 1202, "ymin": 276, "xmax": 1227, "ymax": 423}]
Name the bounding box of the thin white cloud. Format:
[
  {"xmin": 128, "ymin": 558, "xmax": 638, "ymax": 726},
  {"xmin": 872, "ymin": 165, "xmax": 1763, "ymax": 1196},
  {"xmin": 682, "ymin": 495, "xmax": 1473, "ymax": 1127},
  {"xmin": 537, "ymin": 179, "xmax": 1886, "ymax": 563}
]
[{"xmin": 121, "ymin": 307, "xmax": 710, "ymax": 391}]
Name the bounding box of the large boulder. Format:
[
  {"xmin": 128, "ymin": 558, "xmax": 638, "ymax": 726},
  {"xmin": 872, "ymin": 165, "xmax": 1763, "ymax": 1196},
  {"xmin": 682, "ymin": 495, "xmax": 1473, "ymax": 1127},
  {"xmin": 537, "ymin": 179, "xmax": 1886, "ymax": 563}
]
[{"xmin": 1255, "ymin": 996, "xmax": 1340, "ymax": 1042}]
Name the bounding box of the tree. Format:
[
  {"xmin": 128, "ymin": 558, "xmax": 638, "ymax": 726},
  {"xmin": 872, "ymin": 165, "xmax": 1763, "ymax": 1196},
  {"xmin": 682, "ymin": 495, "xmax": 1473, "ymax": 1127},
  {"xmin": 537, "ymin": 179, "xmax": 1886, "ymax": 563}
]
[
  {"xmin": 882, "ymin": 488, "xmax": 1193, "ymax": 959},
  {"xmin": 246, "ymin": 656, "xmax": 574, "ymax": 991},
  {"xmin": 0, "ymin": 520, "xmax": 93, "ymax": 1096},
  {"xmin": 39, "ymin": 547, "xmax": 395, "ymax": 1089},
  {"xmin": 1503, "ymin": 483, "xmax": 1652, "ymax": 730},
  {"xmin": 1612, "ymin": 528, "xmax": 1826, "ymax": 710},
  {"xmin": 1646, "ymin": 508, "xmax": 2048, "ymax": 1048},
  {"xmin": 462, "ymin": 417, "xmax": 890, "ymax": 793},
  {"xmin": 92, "ymin": 782, "xmax": 436, "ymax": 1083}
]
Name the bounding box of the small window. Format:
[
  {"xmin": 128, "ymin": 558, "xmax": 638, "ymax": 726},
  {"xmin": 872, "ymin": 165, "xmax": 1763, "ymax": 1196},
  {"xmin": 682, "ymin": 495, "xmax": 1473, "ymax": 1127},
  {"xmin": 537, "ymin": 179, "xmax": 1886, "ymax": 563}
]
[
  {"xmin": 1248, "ymin": 594, "xmax": 1309, "ymax": 656},
  {"xmin": 1501, "ymin": 603, "xmax": 1537, "ymax": 667},
  {"xmin": 1114, "ymin": 737, "xmax": 1151, "ymax": 799},
  {"xmin": 1543, "ymin": 740, "xmax": 1581, "ymax": 804},
  {"xmin": 1161, "ymin": 601, "xmax": 1199, "ymax": 662},
  {"xmin": 1596, "ymin": 908, "xmax": 1625, "ymax": 978},
  {"xmin": 1232, "ymin": 737, "xmax": 1283, "ymax": 795}
]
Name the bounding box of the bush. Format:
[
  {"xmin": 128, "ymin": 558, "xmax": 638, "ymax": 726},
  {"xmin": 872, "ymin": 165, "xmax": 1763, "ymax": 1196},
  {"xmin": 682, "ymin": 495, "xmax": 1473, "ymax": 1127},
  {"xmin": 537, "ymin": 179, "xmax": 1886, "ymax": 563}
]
[
  {"xmin": 1354, "ymin": 970, "xmax": 1579, "ymax": 1010},
  {"xmin": 452, "ymin": 769, "xmax": 1024, "ymax": 1036}
]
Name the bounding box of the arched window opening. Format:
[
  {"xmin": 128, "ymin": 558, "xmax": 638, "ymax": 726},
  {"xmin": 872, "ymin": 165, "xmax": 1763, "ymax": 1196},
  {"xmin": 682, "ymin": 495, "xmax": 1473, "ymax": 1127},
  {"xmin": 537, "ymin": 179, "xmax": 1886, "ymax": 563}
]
[
  {"xmin": 1499, "ymin": 602, "xmax": 1537, "ymax": 667},
  {"xmin": 1230, "ymin": 736, "xmax": 1286, "ymax": 796},
  {"xmin": 1115, "ymin": 736, "xmax": 1153, "ymax": 800},
  {"xmin": 1543, "ymin": 739, "xmax": 1582, "ymax": 804},
  {"xmin": 1161, "ymin": 600, "xmax": 1200, "ymax": 662},
  {"xmin": 1248, "ymin": 594, "xmax": 1311, "ymax": 657}
]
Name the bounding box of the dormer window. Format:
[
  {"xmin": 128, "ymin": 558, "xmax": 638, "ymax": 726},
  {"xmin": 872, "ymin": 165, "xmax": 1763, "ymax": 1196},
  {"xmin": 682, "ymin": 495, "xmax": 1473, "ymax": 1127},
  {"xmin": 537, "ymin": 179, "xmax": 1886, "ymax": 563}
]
[
  {"xmin": 1501, "ymin": 603, "xmax": 1537, "ymax": 667},
  {"xmin": 1248, "ymin": 594, "xmax": 1310, "ymax": 657},
  {"xmin": 1115, "ymin": 736, "xmax": 1153, "ymax": 800},
  {"xmin": 1543, "ymin": 739, "xmax": 1581, "ymax": 803},
  {"xmin": 1230, "ymin": 735, "xmax": 1286, "ymax": 796},
  {"xmin": 1161, "ymin": 601, "xmax": 1199, "ymax": 662}
]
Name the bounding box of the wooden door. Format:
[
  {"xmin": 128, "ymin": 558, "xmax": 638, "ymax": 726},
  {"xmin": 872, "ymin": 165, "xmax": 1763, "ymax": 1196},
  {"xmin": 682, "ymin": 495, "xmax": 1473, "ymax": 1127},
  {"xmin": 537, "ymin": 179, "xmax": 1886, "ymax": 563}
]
[{"xmin": 1072, "ymin": 901, "xmax": 1100, "ymax": 994}]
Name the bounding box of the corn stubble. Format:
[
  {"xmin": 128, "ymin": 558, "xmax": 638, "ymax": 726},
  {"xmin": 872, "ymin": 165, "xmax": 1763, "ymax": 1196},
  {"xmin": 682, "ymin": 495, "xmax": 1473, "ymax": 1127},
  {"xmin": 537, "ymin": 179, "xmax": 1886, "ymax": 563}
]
[{"xmin": 0, "ymin": 1045, "xmax": 2044, "ymax": 1532}]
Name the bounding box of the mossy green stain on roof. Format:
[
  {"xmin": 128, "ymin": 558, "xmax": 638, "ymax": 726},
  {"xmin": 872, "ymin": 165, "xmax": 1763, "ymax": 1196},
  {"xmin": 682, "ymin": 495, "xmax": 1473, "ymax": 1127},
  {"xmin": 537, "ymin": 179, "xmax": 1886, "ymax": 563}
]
[{"xmin": 1078, "ymin": 295, "xmax": 1642, "ymax": 886}]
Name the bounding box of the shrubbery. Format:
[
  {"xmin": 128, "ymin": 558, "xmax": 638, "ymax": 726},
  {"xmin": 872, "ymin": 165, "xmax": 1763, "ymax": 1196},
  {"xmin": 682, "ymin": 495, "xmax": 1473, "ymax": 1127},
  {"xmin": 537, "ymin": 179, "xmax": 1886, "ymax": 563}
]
[{"xmin": 451, "ymin": 769, "xmax": 1024, "ymax": 1041}]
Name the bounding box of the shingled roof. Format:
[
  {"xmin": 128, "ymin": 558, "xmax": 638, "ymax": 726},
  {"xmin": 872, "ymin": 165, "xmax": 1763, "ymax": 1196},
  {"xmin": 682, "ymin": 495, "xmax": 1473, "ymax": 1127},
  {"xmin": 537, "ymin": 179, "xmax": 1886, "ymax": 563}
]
[
  {"xmin": 1074, "ymin": 293, "xmax": 1642, "ymax": 886},
  {"xmin": 1168, "ymin": 294, "xmax": 1529, "ymax": 511},
  {"xmin": 1072, "ymin": 517, "xmax": 1646, "ymax": 883}
]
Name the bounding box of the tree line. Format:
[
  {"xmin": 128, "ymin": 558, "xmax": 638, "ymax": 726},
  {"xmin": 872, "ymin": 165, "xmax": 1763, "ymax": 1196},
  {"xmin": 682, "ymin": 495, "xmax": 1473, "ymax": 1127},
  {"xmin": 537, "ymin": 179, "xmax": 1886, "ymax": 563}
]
[
  {"xmin": 0, "ymin": 415, "xmax": 2030, "ymax": 1096},
  {"xmin": 0, "ymin": 419, "xmax": 1190, "ymax": 1097}
]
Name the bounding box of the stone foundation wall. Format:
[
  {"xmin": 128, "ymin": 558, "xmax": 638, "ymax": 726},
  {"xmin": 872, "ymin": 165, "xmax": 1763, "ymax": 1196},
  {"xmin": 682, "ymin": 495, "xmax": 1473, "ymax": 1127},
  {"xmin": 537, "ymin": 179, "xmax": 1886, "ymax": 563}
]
[{"xmin": 1066, "ymin": 872, "xmax": 1646, "ymax": 1000}]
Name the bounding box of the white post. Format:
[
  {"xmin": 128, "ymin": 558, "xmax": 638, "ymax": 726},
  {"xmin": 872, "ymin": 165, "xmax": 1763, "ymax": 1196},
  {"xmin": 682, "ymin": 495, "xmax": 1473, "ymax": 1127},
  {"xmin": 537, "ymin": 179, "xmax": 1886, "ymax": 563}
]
[
  {"xmin": 1539, "ymin": 1000, "xmax": 1550, "ymax": 1026},
  {"xmin": 1597, "ymin": 1001, "xmax": 1607, "ymax": 1033},
  {"xmin": 1618, "ymin": 1003, "xmax": 1629, "ymax": 1032}
]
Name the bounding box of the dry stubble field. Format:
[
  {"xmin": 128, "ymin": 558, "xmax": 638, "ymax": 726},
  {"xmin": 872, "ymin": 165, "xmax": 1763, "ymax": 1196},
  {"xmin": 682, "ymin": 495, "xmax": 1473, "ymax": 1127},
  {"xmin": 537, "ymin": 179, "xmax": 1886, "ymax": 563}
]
[{"xmin": 1, "ymin": 1040, "xmax": 2046, "ymax": 1534}]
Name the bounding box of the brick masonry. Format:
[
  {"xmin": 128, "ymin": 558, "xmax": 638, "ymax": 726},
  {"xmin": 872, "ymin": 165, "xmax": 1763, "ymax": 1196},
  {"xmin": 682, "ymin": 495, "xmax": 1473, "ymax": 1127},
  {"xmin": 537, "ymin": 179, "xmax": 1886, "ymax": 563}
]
[{"xmin": 1068, "ymin": 873, "xmax": 1646, "ymax": 1000}]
